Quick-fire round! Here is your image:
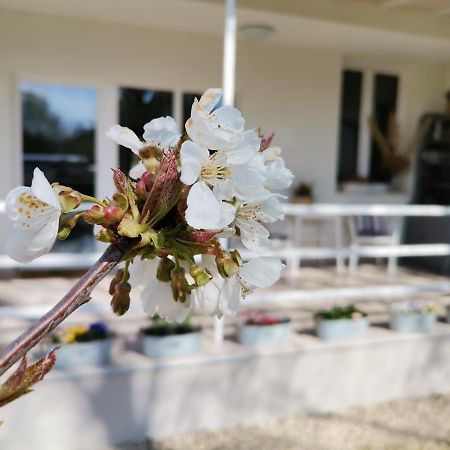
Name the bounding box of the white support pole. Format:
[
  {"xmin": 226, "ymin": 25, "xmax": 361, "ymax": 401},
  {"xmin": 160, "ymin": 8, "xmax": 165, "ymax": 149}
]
[
  {"xmin": 222, "ymin": 0, "xmax": 236, "ymax": 107},
  {"xmin": 214, "ymin": 0, "xmax": 237, "ymax": 346}
]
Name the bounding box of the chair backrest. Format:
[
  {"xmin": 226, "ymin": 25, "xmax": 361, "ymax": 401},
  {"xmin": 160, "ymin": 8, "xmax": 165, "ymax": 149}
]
[{"xmin": 351, "ymin": 216, "xmax": 393, "ymax": 237}]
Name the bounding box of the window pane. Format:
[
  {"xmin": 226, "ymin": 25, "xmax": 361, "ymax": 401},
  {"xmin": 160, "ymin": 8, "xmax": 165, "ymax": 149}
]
[
  {"xmin": 183, "ymin": 92, "xmax": 202, "ymax": 126},
  {"xmin": 21, "ymin": 82, "xmax": 97, "ymax": 253},
  {"xmin": 21, "ymin": 82, "xmax": 96, "ymax": 195},
  {"xmin": 337, "ymin": 70, "xmax": 362, "ymax": 182},
  {"xmin": 369, "ymin": 73, "xmax": 398, "ymax": 182},
  {"xmin": 118, "ymin": 88, "xmax": 173, "ymax": 174}
]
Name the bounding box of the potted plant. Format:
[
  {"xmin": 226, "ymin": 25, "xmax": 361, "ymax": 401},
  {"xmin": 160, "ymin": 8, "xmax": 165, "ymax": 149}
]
[
  {"xmin": 390, "ymin": 300, "xmax": 439, "ymax": 333},
  {"xmin": 238, "ymin": 311, "xmax": 292, "ymax": 347},
  {"xmin": 50, "ymin": 322, "xmax": 112, "ymax": 368},
  {"xmin": 140, "ymin": 315, "xmax": 201, "ymax": 358},
  {"xmin": 315, "ymin": 305, "xmax": 368, "ymax": 341},
  {"xmin": 292, "ymin": 182, "xmax": 313, "ymax": 203}
]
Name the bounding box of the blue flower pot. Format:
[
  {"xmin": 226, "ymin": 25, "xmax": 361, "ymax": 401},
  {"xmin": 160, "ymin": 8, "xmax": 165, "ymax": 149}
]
[
  {"xmin": 238, "ymin": 322, "xmax": 292, "ymax": 347},
  {"xmin": 141, "ymin": 332, "xmax": 202, "ymax": 358},
  {"xmin": 316, "ymin": 318, "xmax": 368, "ymax": 341},
  {"xmin": 390, "ymin": 312, "xmax": 436, "ymax": 333},
  {"xmin": 55, "ymin": 338, "xmax": 112, "ymax": 368}
]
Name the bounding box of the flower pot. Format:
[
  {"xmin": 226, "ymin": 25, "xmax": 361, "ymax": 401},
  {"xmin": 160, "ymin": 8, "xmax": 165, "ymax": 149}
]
[
  {"xmin": 55, "ymin": 338, "xmax": 112, "ymax": 368},
  {"xmin": 390, "ymin": 312, "xmax": 437, "ymax": 333},
  {"xmin": 292, "ymin": 196, "xmax": 313, "ymax": 204},
  {"xmin": 141, "ymin": 331, "xmax": 202, "ymax": 358},
  {"xmin": 238, "ymin": 321, "xmax": 292, "ymax": 347},
  {"xmin": 316, "ymin": 317, "xmax": 368, "ymax": 341},
  {"xmin": 446, "ymin": 305, "xmax": 450, "ymax": 324}
]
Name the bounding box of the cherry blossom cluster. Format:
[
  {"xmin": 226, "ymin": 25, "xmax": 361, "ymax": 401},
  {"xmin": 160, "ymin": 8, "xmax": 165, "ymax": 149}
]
[{"xmin": 5, "ymin": 89, "xmax": 293, "ymax": 322}]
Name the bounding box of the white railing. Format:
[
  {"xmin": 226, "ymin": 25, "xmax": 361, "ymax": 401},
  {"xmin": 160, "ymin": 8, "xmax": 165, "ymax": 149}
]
[{"xmin": 281, "ymin": 202, "xmax": 450, "ymax": 275}]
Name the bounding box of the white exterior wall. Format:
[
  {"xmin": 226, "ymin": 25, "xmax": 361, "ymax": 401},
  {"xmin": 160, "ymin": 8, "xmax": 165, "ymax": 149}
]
[{"xmin": 0, "ymin": 9, "xmax": 447, "ymax": 249}]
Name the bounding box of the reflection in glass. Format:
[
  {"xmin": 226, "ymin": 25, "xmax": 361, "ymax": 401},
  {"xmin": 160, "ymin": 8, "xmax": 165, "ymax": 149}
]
[
  {"xmin": 337, "ymin": 70, "xmax": 362, "ymax": 182},
  {"xmin": 370, "ymin": 74, "xmax": 399, "ymax": 182},
  {"xmin": 183, "ymin": 92, "xmax": 202, "ymax": 126},
  {"xmin": 21, "ymin": 81, "xmax": 97, "ymax": 252},
  {"xmin": 119, "ymin": 88, "xmax": 173, "ymax": 174}
]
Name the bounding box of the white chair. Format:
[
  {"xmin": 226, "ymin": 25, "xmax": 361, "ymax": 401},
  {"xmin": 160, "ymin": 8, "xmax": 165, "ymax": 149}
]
[{"xmin": 348, "ymin": 215, "xmax": 402, "ymax": 275}]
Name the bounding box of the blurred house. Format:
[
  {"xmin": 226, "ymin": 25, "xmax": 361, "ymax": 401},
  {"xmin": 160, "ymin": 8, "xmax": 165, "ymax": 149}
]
[{"xmin": 0, "ymin": 0, "xmax": 450, "ymax": 256}]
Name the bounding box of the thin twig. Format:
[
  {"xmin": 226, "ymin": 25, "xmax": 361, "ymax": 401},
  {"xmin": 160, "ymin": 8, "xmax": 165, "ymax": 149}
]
[{"xmin": 0, "ymin": 239, "xmax": 134, "ymax": 377}]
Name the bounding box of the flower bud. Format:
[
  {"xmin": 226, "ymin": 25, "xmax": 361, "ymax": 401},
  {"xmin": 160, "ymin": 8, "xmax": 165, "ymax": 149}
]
[
  {"xmin": 111, "ymin": 281, "xmax": 131, "ymax": 316},
  {"xmin": 83, "ymin": 205, "xmax": 105, "ymax": 224},
  {"xmin": 189, "ymin": 264, "xmax": 212, "ymax": 287},
  {"xmin": 112, "ymin": 193, "xmax": 128, "ymax": 212},
  {"xmin": 136, "ymin": 179, "xmax": 148, "ymax": 201},
  {"xmin": 215, "ymin": 254, "xmax": 239, "ymax": 278},
  {"xmin": 170, "ymin": 267, "xmax": 189, "ymax": 303},
  {"xmin": 109, "ymin": 269, "xmax": 125, "ymax": 295},
  {"xmin": 103, "ymin": 204, "xmax": 125, "ymax": 225},
  {"xmin": 156, "ymin": 257, "xmax": 175, "ymax": 282}
]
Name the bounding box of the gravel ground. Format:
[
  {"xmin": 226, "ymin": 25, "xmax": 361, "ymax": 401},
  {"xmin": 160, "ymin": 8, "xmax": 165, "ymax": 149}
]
[{"xmin": 117, "ymin": 394, "xmax": 450, "ymax": 450}]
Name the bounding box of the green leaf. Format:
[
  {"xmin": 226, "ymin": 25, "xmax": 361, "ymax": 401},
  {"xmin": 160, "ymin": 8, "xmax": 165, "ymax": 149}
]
[{"xmin": 0, "ymin": 349, "xmax": 57, "ymax": 408}]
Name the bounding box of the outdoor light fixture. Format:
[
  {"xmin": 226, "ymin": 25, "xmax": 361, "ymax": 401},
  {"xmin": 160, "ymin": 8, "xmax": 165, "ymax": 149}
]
[{"xmin": 239, "ymin": 24, "xmax": 274, "ymax": 40}]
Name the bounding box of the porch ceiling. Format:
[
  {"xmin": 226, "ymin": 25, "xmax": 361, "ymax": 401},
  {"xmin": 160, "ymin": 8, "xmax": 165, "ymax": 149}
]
[{"xmin": 0, "ymin": 0, "xmax": 450, "ymax": 61}]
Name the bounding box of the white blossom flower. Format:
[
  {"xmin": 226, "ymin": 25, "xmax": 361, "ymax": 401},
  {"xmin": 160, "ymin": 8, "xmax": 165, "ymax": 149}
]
[
  {"xmin": 5, "ymin": 168, "xmax": 61, "ymax": 263},
  {"xmin": 262, "ymin": 146, "xmax": 294, "ymax": 190},
  {"xmin": 129, "ymin": 257, "xmax": 191, "ymax": 323},
  {"xmin": 180, "ymin": 131, "xmax": 267, "ymax": 230},
  {"xmin": 143, "ymin": 116, "xmax": 181, "ymax": 150},
  {"xmin": 106, "ymin": 116, "xmax": 180, "ymax": 154},
  {"xmin": 230, "ymin": 195, "xmax": 285, "ymax": 252},
  {"xmin": 186, "ymin": 88, "xmax": 245, "ymax": 151},
  {"xmin": 192, "ymin": 255, "xmax": 283, "ymax": 318}
]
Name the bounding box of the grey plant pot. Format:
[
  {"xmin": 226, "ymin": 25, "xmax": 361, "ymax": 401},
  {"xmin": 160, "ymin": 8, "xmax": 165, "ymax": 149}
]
[
  {"xmin": 316, "ymin": 317, "xmax": 368, "ymax": 341},
  {"xmin": 141, "ymin": 332, "xmax": 202, "ymax": 358},
  {"xmin": 238, "ymin": 322, "xmax": 292, "ymax": 347},
  {"xmin": 55, "ymin": 338, "xmax": 112, "ymax": 368},
  {"xmin": 390, "ymin": 312, "xmax": 437, "ymax": 333}
]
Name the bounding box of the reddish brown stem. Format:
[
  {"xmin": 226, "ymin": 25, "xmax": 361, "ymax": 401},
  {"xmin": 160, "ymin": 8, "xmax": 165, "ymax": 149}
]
[{"xmin": 0, "ymin": 239, "xmax": 133, "ymax": 377}]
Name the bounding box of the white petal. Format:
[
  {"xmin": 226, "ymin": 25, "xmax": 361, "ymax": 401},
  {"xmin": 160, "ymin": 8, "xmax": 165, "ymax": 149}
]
[
  {"xmin": 141, "ymin": 278, "xmax": 190, "ymax": 323},
  {"xmin": 213, "ymin": 179, "xmax": 235, "ymax": 201},
  {"xmin": 225, "ymin": 129, "xmax": 261, "ymax": 165},
  {"xmin": 216, "ymin": 201, "xmax": 236, "ymax": 229},
  {"xmin": 129, "ymin": 162, "xmax": 146, "ymax": 179},
  {"xmin": 31, "ymin": 168, "xmax": 60, "ymax": 209},
  {"xmin": 185, "ymin": 181, "xmax": 222, "ymax": 230},
  {"xmin": 219, "ymin": 277, "xmax": 241, "ymax": 316},
  {"xmin": 129, "ymin": 257, "xmax": 158, "ymax": 289},
  {"xmin": 187, "ymin": 100, "xmax": 244, "ymax": 150},
  {"xmin": 198, "ymin": 88, "xmax": 222, "ymax": 113},
  {"xmin": 180, "ymin": 141, "xmax": 209, "ymax": 185},
  {"xmin": 192, "ymin": 277, "xmax": 223, "ymax": 317},
  {"xmin": 6, "ymin": 210, "xmax": 59, "ymax": 263},
  {"xmin": 265, "ymin": 158, "xmax": 294, "ymax": 190},
  {"xmin": 143, "ymin": 116, "xmax": 180, "ymax": 150},
  {"xmin": 262, "ymin": 146, "xmax": 282, "ymax": 162},
  {"xmin": 236, "ymin": 218, "xmax": 271, "ymax": 253},
  {"xmin": 239, "ymin": 257, "xmax": 283, "ymax": 289},
  {"xmin": 232, "ymin": 153, "xmax": 268, "ymax": 199},
  {"xmin": 260, "ymin": 196, "xmax": 285, "ymax": 223},
  {"xmin": 106, "ymin": 125, "xmax": 142, "ymax": 154}
]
